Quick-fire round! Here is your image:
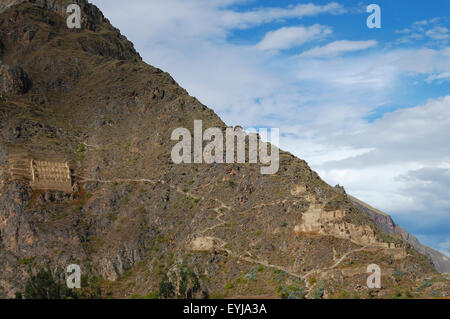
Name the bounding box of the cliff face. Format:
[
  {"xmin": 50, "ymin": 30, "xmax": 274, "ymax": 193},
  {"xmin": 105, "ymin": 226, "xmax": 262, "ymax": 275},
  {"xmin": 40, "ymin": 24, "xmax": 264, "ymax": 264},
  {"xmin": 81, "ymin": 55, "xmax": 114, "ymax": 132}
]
[{"xmin": 0, "ymin": 0, "xmax": 448, "ymax": 299}]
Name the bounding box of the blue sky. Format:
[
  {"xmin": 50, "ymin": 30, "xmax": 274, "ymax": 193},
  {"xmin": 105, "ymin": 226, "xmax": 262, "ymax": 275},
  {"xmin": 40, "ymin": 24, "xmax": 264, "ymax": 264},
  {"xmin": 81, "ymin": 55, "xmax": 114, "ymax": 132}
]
[{"xmin": 91, "ymin": 0, "xmax": 450, "ymax": 257}]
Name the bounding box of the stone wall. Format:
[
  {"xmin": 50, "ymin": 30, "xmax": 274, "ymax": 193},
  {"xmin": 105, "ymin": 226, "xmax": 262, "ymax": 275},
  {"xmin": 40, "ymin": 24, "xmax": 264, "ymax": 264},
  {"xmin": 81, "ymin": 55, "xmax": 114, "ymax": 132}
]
[
  {"xmin": 7, "ymin": 149, "xmax": 72, "ymax": 192},
  {"xmin": 30, "ymin": 160, "xmax": 72, "ymax": 192},
  {"xmin": 296, "ymin": 206, "xmax": 379, "ymax": 246}
]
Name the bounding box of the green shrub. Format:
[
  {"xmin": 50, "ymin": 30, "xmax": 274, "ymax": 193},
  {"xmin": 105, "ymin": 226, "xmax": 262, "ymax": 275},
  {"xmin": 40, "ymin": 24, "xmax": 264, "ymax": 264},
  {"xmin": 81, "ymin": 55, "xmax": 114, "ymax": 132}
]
[
  {"xmin": 244, "ymin": 269, "xmax": 257, "ymax": 281},
  {"xmin": 393, "ymin": 269, "xmax": 406, "ymax": 277},
  {"xmin": 19, "ymin": 257, "xmax": 35, "ymax": 266},
  {"xmin": 418, "ymin": 279, "xmax": 433, "ymax": 291},
  {"xmin": 311, "ymin": 281, "xmax": 325, "ymax": 299},
  {"xmin": 225, "ymin": 283, "xmax": 234, "ymax": 290},
  {"xmin": 277, "ymin": 284, "xmax": 307, "ymax": 299},
  {"xmin": 145, "ymin": 291, "xmax": 159, "ymax": 299}
]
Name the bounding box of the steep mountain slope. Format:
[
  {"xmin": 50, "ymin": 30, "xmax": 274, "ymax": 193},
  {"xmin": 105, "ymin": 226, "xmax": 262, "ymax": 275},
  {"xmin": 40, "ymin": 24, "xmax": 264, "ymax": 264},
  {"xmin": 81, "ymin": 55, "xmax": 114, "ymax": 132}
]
[
  {"xmin": 0, "ymin": 0, "xmax": 448, "ymax": 299},
  {"xmin": 349, "ymin": 195, "xmax": 450, "ymax": 274}
]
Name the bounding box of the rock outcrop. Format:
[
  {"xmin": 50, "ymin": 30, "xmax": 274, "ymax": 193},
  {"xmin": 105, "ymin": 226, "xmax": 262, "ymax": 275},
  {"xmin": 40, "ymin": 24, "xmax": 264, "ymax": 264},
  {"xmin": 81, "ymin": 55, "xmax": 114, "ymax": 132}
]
[{"xmin": 0, "ymin": 64, "xmax": 31, "ymax": 95}]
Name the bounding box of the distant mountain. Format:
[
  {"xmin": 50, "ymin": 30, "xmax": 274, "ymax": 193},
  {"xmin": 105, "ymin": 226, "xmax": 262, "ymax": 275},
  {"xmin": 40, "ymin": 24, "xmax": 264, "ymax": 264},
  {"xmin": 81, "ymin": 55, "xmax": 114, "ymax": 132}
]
[
  {"xmin": 0, "ymin": 0, "xmax": 448, "ymax": 298},
  {"xmin": 349, "ymin": 195, "xmax": 450, "ymax": 274}
]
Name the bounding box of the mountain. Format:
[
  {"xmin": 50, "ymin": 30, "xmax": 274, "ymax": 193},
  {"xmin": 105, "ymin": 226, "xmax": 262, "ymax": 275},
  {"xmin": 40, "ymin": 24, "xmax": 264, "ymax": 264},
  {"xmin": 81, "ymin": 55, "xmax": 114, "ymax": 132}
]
[
  {"xmin": 349, "ymin": 195, "xmax": 450, "ymax": 274},
  {"xmin": 0, "ymin": 0, "xmax": 448, "ymax": 299}
]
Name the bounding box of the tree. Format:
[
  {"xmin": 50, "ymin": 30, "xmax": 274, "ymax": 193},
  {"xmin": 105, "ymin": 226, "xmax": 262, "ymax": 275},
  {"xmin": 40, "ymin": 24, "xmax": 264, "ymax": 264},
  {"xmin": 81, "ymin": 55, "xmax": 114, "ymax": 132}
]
[
  {"xmin": 158, "ymin": 274, "xmax": 175, "ymax": 299},
  {"xmin": 24, "ymin": 268, "xmax": 74, "ymax": 299}
]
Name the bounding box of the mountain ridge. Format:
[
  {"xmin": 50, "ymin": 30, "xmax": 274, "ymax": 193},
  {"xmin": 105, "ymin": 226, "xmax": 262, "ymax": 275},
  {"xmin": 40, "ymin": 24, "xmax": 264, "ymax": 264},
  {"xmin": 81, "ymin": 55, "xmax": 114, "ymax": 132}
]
[{"xmin": 349, "ymin": 194, "xmax": 450, "ymax": 274}]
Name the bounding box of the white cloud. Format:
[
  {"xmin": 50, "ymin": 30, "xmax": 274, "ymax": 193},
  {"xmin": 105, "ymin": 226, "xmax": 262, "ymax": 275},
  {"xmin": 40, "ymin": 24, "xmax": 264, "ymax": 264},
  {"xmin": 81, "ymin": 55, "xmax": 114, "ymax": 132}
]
[
  {"xmin": 426, "ymin": 26, "xmax": 449, "ymax": 40},
  {"xmin": 90, "ymin": 0, "xmax": 344, "ymax": 44},
  {"xmin": 395, "ymin": 28, "xmax": 411, "ymax": 34},
  {"xmin": 256, "ymin": 25, "xmax": 332, "ymax": 51},
  {"xmin": 291, "ymin": 48, "xmax": 450, "ymax": 92},
  {"xmin": 395, "ymin": 18, "xmax": 449, "ymax": 45},
  {"xmin": 220, "ymin": 2, "xmax": 345, "ymax": 29},
  {"xmin": 316, "ymin": 96, "xmax": 450, "ymax": 170},
  {"xmin": 426, "ymin": 72, "xmax": 450, "ymax": 83},
  {"xmin": 299, "ymin": 40, "xmax": 377, "ymax": 58}
]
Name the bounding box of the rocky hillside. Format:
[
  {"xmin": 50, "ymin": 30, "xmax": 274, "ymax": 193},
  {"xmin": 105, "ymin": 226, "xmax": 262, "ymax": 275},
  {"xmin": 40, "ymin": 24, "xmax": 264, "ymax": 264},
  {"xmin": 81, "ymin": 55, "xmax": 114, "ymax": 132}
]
[
  {"xmin": 0, "ymin": 0, "xmax": 448, "ymax": 299},
  {"xmin": 350, "ymin": 195, "xmax": 450, "ymax": 274}
]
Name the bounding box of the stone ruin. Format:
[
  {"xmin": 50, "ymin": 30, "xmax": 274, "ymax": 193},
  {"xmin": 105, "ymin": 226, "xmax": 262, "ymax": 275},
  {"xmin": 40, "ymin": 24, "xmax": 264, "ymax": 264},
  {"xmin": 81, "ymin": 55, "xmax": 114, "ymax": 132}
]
[
  {"xmin": 295, "ymin": 203, "xmax": 379, "ymax": 246},
  {"xmin": 7, "ymin": 149, "xmax": 72, "ymax": 192},
  {"xmin": 289, "ymin": 184, "xmax": 404, "ymax": 249}
]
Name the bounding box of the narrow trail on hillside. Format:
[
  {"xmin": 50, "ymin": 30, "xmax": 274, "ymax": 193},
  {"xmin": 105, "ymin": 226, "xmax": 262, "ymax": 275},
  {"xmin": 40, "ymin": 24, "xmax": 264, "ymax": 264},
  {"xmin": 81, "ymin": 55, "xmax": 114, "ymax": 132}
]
[
  {"xmin": 80, "ymin": 176, "xmax": 386, "ymax": 285},
  {"xmin": 328, "ymin": 246, "xmax": 370, "ymax": 269},
  {"xmin": 80, "ymin": 177, "xmax": 305, "ymax": 277}
]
